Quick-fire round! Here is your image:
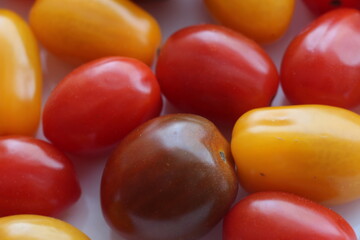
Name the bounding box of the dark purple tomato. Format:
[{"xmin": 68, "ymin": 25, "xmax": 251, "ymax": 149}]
[{"xmin": 101, "ymin": 114, "xmax": 238, "ymax": 240}]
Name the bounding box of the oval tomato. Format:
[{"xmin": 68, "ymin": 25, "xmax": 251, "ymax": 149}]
[
  {"xmin": 204, "ymin": 0, "xmax": 295, "ymax": 43},
  {"xmin": 101, "ymin": 114, "xmax": 238, "ymax": 240},
  {"xmin": 29, "ymin": 0, "xmax": 161, "ymax": 65},
  {"xmin": 231, "ymin": 105, "xmax": 360, "ymax": 205},
  {"xmin": 0, "ymin": 10, "xmax": 42, "ymax": 136},
  {"xmin": 302, "ymin": 0, "xmax": 360, "ymax": 14},
  {"xmin": 43, "ymin": 57, "xmax": 162, "ymax": 156},
  {"xmin": 0, "ymin": 215, "xmax": 90, "ymax": 240},
  {"xmin": 281, "ymin": 8, "xmax": 360, "ymax": 108},
  {"xmin": 156, "ymin": 24, "xmax": 279, "ymax": 124},
  {"xmin": 223, "ymin": 192, "xmax": 357, "ymax": 240},
  {"xmin": 0, "ymin": 136, "xmax": 81, "ymax": 216}
]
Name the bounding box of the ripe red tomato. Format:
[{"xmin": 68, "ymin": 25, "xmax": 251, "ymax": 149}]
[
  {"xmin": 223, "ymin": 192, "xmax": 357, "ymax": 240},
  {"xmin": 101, "ymin": 114, "xmax": 238, "ymax": 240},
  {"xmin": 281, "ymin": 9, "xmax": 360, "ymax": 108},
  {"xmin": 302, "ymin": 0, "xmax": 360, "ymax": 14},
  {"xmin": 0, "ymin": 136, "xmax": 81, "ymax": 217},
  {"xmin": 43, "ymin": 57, "xmax": 162, "ymax": 156},
  {"xmin": 156, "ymin": 24, "xmax": 279, "ymax": 124}
]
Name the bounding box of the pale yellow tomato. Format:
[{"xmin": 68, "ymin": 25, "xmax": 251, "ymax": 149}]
[
  {"xmin": 204, "ymin": 0, "xmax": 295, "ymax": 43},
  {"xmin": 0, "ymin": 215, "xmax": 90, "ymax": 240},
  {"xmin": 29, "ymin": 0, "xmax": 162, "ymax": 65},
  {"xmin": 231, "ymin": 105, "xmax": 360, "ymax": 205},
  {"xmin": 0, "ymin": 9, "xmax": 42, "ymax": 136}
]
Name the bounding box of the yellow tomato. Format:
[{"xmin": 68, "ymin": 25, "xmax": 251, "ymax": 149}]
[
  {"xmin": 0, "ymin": 10, "xmax": 42, "ymax": 136},
  {"xmin": 0, "ymin": 215, "xmax": 90, "ymax": 240},
  {"xmin": 231, "ymin": 105, "xmax": 360, "ymax": 205},
  {"xmin": 204, "ymin": 0, "xmax": 295, "ymax": 43},
  {"xmin": 29, "ymin": 0, "xmax": 161, "ymax": 65}
]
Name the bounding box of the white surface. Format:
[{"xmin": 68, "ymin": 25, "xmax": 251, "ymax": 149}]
[{"xmin": 2, "ymin": 0, "xmax": 360, "ymax": 239}]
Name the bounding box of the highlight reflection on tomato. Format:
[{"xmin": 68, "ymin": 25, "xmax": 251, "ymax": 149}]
[
  {"xmin": 101, "ymin": 114, "xmax": 238, "ymax": 240},
  {"xmin": 0, "ymin": 136, "xmax": 81, "ymax": 216},
  {"xmin": 223, "ymin": 192, "xmax": 357, "ymax": 240}
]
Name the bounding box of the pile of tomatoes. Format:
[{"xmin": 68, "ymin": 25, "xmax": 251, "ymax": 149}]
[{"xmin": 1, "ymin": 0, "xmax": 360, "ymax": 239}]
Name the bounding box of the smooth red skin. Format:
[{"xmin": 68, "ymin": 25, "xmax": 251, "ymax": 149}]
[
  {"xmin": 43, "ymin": 57, "xmax": 162, "ymax": 156},
  {"xmin": 223, "ymin": 192, "xmax": 357, "ymax": 240},
  {"xmin": 302, "ymin": 0, "xmax": 360, "ymax": 14},
  {"xmin": 0, "ymin": 136, "xmax": 81, "ymax": 217},
  {"xmin": 156, "ymin": 24, "xmax": 279, "ymax": 124},
  {"xmin": 281, "ymin": 9, "xmax": 360, "ymax": 108}
]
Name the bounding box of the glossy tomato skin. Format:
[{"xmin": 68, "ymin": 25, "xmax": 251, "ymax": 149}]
[
  {"xmin": 156, "ymin": 24, "xmax": 279, "ymax": 124},
  {"xmin": 29, "ymin": 0, "xmax": 161, "ymax": 65},
  {"xmin": 0, "ymin": 215, "xmax": 90, "ymax": 240},
  {"xmin": 302, "ymin": 0, "xmax": 360, "ymax": 14},
  {"xmin": 0, "ymin": 10, "xmax": 42, "ymax": 136},
  {"xmin": 0, "ymin": 136, "xmax": 81, "ymax": 217},
  {"xmin": 101, "ymin": 114, "xmax": 238, "ymax": 240},
  {"xmin": 281, "ymin": 9, "xmax": 360, "ymax": 108},
  {"xmin": 204, "ymin": 0, "xmax": 295, "ymax": 43},
  {"xmin": 223, "ymin": 192, "xmax": 357, "ymax": 240},
  {"xmin": 43, "ymin": 57, "xmax": 162, "ymax": 156},
  {"xmin": 231, "ymin": 105, "xmax": 360, "ymax": 205}
]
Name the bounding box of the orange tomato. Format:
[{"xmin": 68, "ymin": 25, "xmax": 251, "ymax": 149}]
[
  {"xmin": 0, "ymin": 9, "xmax": 42, "ymax": 136},
  {"xmin": 204, "ymin": 0, "xmax": 295, "ymax": 43},
  {"xmin": 0, "ymin": 215, "xmax": 90, "ymax": 240},
  {"xmin": 232, "ymin": 105, "xmax": 360, "ymax": 205},
  {"xmin": 29, "ymin": 0, "xmax": 162, "ymax": 65}
]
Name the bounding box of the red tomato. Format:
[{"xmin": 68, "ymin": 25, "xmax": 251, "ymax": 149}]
[
  {"xmin": 43, "ymin": 57, "xmax": 162, "ymax": 156},
  {"xmin": 281, "ymin": 9, "xmax": 360, "ymax": 108},
  {"xmin": 0, "ymin": 136, "xmax": 81, "ymax": 217},
  {"xmin": 156, "ymin": 24, "xmax": 279, "ymax": 124},
  {"xmin": 302, "ymin": 0, "xmax": 360, "ymax": 14},
  {"xmin": 223, "ymin": 192, "xmax": 357, "ymax": 240}
]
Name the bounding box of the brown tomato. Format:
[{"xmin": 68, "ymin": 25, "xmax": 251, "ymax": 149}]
[{"xmin": 101, "ymin": 114, "xmax": 238, "ymax": 240}]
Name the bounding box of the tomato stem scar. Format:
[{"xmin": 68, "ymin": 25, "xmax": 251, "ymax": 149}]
[{"xmin": 330, "ymin": 0, "xmax": 341, "ymax": 6}]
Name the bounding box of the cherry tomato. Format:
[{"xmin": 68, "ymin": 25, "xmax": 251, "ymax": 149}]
[
  {"xmin": 156, "ymin": 24, "xmax": 279, "ymax": 124},
  {"xmin": 223, "ymin": 192, "xmax": 357, "ymax": 240},
  {"xmin": 231, "ymin": 105, "xmax": 360, "ymax": 205},
  {"xmin": 281, "ymin": 9, "xmax": 360, "ymax": 108},
  {"xmin": 203, "ymin": 0, "xmax": 295, "ymax": 43},
  {"xmin": 0, "ymin": 215, "xmax": 90, "ymax": 240},
  {"xmin": 0, "ymin": 10, "xmax": 42, "ymax": 136},
  {"xmin": 0, "ymin": 136, "xmax": 81, "ymax": 216},
  {"xmin": 43, "ymin": 57, "xmax": 162, "ymax": 156},
  {"xmin": 29, "ymin": 0, "xmax": 161, "ymax": 65},
  {"xmin": 302, "ymin": 0, "xmax": 360, "ymax": 14},
  {"xmin": 101, "ymin": 114, "xmax": 238, "ymax": 240}
]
